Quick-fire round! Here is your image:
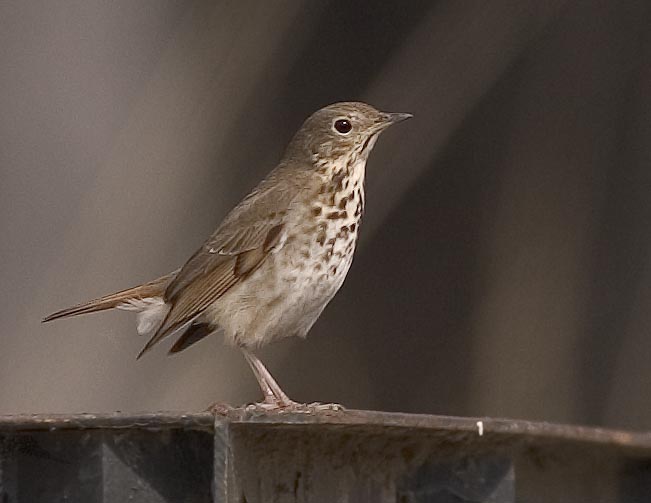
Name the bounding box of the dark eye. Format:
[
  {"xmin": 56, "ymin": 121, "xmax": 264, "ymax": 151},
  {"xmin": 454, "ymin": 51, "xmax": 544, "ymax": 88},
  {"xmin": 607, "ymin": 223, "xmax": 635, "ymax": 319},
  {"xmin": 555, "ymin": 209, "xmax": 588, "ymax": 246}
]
[{"xmin": 334, "ymin": 119, "xmax": 352, "ymax": 134}]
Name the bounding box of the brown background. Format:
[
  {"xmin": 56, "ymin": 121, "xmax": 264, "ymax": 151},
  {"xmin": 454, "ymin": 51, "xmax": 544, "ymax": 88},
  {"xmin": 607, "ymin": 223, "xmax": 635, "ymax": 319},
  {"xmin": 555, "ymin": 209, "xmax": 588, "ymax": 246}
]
[{"xmin": 1, "ymin": 0, "xmax": 650, "ymax": 430}]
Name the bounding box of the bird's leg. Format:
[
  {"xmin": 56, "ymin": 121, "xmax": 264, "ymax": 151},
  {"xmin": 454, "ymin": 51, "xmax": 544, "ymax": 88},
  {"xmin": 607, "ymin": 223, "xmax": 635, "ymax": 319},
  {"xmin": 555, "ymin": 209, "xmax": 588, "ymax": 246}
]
[
  {"xmin": 240, "ymin": 348, "xmax": 345, "ymax": 413},
  {"xmin": 241, "ymin": 348, "xmax": 295, "ymax": 408}
]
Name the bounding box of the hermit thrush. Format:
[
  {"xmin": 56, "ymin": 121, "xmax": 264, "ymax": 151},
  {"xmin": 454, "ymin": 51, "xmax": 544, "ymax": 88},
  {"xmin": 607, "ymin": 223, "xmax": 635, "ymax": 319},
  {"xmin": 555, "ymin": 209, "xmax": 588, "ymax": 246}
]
[{"xmin": 43, "ymin": 102, "xmax": 411, "ymax": 409}]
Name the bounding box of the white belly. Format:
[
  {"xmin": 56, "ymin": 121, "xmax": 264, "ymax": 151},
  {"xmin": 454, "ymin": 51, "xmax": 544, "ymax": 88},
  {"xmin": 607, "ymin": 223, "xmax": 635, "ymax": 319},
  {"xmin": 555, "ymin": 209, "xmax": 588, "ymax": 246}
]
[{"xmin": 205, "ymin": 227, "xmax": 356, "ymax": 348}]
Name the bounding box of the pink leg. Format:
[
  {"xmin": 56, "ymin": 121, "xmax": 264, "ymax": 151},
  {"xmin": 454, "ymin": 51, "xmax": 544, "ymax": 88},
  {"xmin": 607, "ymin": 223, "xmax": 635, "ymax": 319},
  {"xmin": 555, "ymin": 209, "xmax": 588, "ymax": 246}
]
[{"xmin": 241, "ymin": 348, "xmax": 295, "ymax": 407}]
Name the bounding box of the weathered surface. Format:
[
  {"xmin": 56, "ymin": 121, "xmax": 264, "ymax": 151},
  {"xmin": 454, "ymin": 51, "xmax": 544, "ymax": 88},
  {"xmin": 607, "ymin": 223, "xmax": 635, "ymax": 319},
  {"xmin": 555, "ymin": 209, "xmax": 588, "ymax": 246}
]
[{"xmin": 1, "ymin": 409, "xmax": 650, "ymax": 502}]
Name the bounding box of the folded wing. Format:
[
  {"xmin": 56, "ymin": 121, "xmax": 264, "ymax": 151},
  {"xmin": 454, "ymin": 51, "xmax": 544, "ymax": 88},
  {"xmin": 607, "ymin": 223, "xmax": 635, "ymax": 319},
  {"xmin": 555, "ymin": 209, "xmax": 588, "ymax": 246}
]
[{"xmin": 137, "ymin": 165, "xmax": 305, "ymax": 357}]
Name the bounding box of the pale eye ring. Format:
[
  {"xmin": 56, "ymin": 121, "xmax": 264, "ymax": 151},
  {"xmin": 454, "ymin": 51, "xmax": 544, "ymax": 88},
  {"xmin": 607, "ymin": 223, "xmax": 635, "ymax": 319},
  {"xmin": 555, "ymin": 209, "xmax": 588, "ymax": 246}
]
[{"xmin": 333, "ymin": 118, "xmax": 352, "ymax": 135}]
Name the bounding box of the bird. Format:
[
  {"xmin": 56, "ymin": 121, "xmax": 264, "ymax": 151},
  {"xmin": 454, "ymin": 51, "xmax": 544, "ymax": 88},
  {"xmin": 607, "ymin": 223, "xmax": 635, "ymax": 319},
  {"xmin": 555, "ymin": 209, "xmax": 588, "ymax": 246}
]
[{"xmin": 43, "ymin": 101, "xmax": 412, "ymax": 410}]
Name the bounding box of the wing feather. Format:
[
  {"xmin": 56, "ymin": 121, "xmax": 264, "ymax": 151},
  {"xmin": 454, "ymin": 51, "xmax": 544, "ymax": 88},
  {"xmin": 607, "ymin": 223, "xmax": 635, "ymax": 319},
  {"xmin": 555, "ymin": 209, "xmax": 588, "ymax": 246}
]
[
  {"xmin": 164, "ymin": 167, "xmax": 305, "ymax": 301},
  {"xmin": 137, "ymin": 163, "xmax": 308, "ymax": 358},
  {"xmin": 137, "ymin": 259, "xmax": 239, "ymax": 358}
]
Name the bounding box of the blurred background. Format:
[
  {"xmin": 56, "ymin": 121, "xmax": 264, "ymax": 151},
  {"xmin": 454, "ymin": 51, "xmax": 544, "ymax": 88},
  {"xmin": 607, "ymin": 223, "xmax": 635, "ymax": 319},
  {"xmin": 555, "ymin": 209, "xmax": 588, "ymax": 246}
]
[{"xmin": 1, "ymin": 0, "xmax": 650, "ymax": 431}]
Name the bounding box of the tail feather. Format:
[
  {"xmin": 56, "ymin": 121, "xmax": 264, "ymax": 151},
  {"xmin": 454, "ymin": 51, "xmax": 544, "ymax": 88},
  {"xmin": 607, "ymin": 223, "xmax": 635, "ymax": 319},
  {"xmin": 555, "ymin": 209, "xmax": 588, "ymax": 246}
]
[{"xmin": 42, "ymin": 271, "xmax": 177, "ymax": 323}]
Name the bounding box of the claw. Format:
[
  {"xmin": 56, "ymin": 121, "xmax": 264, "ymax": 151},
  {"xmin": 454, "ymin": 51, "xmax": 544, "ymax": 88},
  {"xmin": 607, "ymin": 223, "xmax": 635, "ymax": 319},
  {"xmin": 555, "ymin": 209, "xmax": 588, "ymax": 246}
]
[{"xmin": 305, "ymin": 402, "xmax": 345, "ymax": 412}]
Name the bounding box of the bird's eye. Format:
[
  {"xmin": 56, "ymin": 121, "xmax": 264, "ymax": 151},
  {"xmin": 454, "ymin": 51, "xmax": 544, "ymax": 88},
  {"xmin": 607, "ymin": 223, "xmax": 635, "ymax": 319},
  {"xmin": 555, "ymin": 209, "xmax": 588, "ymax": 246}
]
[{"xmin": 334, "ymin": 119, "xmax": 352, "ymax": 134}]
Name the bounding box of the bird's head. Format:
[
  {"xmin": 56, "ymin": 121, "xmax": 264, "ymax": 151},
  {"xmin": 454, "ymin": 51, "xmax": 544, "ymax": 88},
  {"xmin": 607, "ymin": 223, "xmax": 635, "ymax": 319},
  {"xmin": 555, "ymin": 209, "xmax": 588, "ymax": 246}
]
[{"xmin": 284, "ymin": 101, "xmax": 412, "ymax": 166}]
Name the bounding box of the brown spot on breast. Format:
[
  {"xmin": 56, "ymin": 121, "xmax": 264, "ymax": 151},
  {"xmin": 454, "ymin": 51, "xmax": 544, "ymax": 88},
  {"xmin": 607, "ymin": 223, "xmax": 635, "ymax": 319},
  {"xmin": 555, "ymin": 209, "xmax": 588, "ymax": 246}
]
[
  {"xmin": 301, "ymin": 250, "xmax": 310, "ymax": 259},
  {"xmin": 354, "ymin": 191, "xmax": 365, "ymax": 217},
  {"xmin": 326, "ymin": 237, "xmax": 336, "ymax": 246},
  {"xmin": 312, "ymin": 207, "xmax": 322, "ymax": 216},
  {"xmin": 350, "ymin": 223, "xmax": 356, "ymax": 233},
  {"xmin": 319, "ymin": 183, "xmax": 327, "ymax": 194},
  {"xmin": 314, "ymin": 263, "xmax": 322, "ymax": 271},
  {"xmin": 337, "ymin": 229, "xmax": 349, "ymax": 240},
  {"xmin": 332, "ymin": 170, "xmax": 346, "ymax": 186},
  {"xmin": 338, "ymin": 196, "xmax": 349, "ymax": 209},
  {"xmin": 327, "ymin": 211, "xmax": 347, "ymax": 220},
  {"xmin": 316, "ymin": 232, "xmax": 326, "ymax": 246}
]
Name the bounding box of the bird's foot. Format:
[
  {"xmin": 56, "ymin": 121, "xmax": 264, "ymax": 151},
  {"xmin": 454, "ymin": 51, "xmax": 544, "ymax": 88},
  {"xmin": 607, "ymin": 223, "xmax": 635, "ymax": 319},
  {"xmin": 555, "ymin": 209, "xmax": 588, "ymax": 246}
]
[
  {"xmin": 302, "ymin": 401, "xmax": 346, "ymax": 413},
  {"xmin": 244, "ymin": 400, "xmax": 345, "ymax": 414},
  {"xmin": 243, "ymin": 400, "xmax": 292, "ymax": 413},
  {"xmin": 205, "ymin": 399, "xmax": 345, "ymax": 416}
]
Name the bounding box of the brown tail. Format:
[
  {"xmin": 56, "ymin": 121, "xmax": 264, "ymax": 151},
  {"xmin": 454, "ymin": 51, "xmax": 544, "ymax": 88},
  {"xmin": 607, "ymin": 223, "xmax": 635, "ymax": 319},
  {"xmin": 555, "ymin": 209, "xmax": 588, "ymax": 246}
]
[{"xmin": 42, "ymin": 271, "xmax": 177, "ymax": 323}]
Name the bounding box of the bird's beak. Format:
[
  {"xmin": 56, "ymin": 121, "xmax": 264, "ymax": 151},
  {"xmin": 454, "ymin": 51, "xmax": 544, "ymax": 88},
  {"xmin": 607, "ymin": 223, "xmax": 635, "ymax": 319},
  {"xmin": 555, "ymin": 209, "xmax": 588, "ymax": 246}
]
[
  {"xmin": 383, "ymin": 112, "xmax": 413, "ymax": 124},
  {"xmin": 375, "ymin": 112, "xmax": 413, "ymax": 132}
]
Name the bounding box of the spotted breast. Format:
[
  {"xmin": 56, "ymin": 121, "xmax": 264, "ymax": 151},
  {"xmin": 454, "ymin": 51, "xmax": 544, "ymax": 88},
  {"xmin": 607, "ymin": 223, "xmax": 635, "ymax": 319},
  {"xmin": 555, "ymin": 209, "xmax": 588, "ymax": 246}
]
[{"xmin": 207, "ymin": 156, "xmax": 366, "ymax": 349}]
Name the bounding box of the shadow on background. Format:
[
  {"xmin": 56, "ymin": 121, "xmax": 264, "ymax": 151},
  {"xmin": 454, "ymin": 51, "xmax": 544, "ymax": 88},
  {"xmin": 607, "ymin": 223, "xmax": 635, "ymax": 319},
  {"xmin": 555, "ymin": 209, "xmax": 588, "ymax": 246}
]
[{"xmin": 1, "ymin": 0, "xmax": 650, "ymax": 430}]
